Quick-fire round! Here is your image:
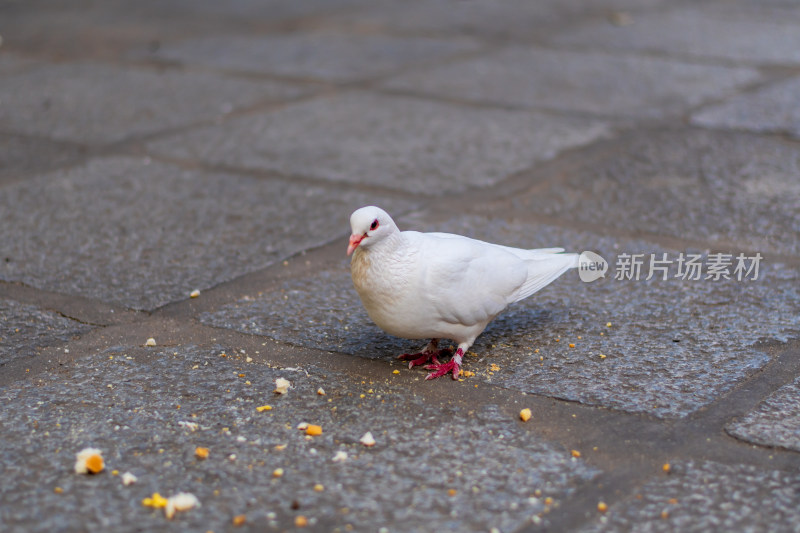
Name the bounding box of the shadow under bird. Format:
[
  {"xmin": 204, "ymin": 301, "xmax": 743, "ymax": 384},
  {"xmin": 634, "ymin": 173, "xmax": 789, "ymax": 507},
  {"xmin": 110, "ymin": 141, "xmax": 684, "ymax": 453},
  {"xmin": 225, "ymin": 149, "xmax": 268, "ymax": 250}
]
[{"xmin": 347, "ymin": 206, "xmax": 579, "ymax": 380}]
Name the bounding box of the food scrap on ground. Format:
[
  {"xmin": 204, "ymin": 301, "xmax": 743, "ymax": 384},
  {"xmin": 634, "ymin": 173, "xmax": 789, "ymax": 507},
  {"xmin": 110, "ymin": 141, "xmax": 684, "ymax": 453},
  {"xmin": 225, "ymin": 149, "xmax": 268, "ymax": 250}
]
[
  {"xmin": 332, "ymin": 451, "xmax": 348, "ymax": 462},
  {"xmin": 316, "ymin": 387, "xmax": 325, "ymax": 396},
  {"xmin": 190, "ymin": 289, "xmax": 200, "ymax": 298},
  {"xmin": 142, "ymin": 493, "xmax": 168, "ymax": 509},
  {"xmin": 74, "ymin": 448, "xmax": 104, "ymax": 475},
  {"xmin": 145, "ymin": 338, "xmax": 157, "ymax": 347},
  {"xmin": 164, "ymin": 492, "xmax": 200, "ymax": 519},
  {"xmin": 274, "ymin": 378, "xmax": 291, "ymax": 394},
  {"xmin": 121, "ymin": 472, "xmax": 138, "ymax": 485},
  {"xmin": 232, "ymin": 514, "xmax": 246, "ymax": 526},
  {"xmin": 520, "ymin": 408, "xmax": 532, "ymax": 422},
  {"xmin": 256, "ymin": 405, "xmax": 273, "ymax": 412},
  {"xmin": 195, "ymin": 447, "xmax": 209, "ymax": 459},
  {"xmin": 360, "ymin": 431, "xmax": 376, "ymax": 447},
  {"xmin": 305, "ymin": 424, "xmax": 323, "ymax": 436},
  {"xmin": 598, "ymin": 502, "xmax": 608, "ymax": 512}
]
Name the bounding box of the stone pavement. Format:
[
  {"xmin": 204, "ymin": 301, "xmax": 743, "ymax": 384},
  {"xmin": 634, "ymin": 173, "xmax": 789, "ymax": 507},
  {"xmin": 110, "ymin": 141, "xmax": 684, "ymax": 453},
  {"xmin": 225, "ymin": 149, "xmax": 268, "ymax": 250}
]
[{"xmin": 1, "ymin": 0, "xmax": 799, "ymax": 531}]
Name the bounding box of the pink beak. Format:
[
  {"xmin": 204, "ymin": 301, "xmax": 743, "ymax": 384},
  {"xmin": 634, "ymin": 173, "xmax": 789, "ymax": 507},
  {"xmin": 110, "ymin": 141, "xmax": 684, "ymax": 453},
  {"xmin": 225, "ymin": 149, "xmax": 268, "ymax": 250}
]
[{"xmin": 347, "ymin": 234, "xmax": 364, "ymax": 256}]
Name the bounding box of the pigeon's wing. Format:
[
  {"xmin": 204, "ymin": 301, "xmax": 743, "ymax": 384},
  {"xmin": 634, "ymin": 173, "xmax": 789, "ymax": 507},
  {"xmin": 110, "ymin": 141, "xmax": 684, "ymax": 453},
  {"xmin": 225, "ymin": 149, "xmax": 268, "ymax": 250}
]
[
  {"xmin": 409, "ymin": 232, "xmax": 529, "ymax": 327},
  {"xmin": 420, "ymin": 232, "xmax": 578, "ymax": 306}
]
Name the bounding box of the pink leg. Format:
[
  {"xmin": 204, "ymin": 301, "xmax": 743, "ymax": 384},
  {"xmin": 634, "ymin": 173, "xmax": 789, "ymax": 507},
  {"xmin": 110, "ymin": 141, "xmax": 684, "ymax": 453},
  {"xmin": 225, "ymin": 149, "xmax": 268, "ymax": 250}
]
[
  {"xmin": 398, "ymin": 339, "xmax": 451, "ymax": 369},
  {"xmin": 425, "ymin": 348, "xmax": 464, "ymax": 381}
]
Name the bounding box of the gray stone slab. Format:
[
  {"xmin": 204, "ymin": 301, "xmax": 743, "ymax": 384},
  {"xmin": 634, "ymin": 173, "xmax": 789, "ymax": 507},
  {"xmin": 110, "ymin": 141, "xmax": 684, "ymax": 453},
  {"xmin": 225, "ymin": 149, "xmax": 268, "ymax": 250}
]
[
  {"xmin": 0, "ymin": 157, "xmax": 413, "ymax": 310},
  {"xmin": 381, "ymin": 47, "xmax": 760, "ymax": 118},
  {"xmin": 148, "ymin": 91, "xmax": 609, "ymax": 194},
  {"xmin": 0, "ymin": 63, "xmax": 308, "ymax": 144},
  {"xmin": 0, "ymin": 133, "xmax": 86, "ymax": 186},
  {"xmin": 580, "ymin": 460, "xmax": 800, "ymax": 532},
  {"xmin": 0, "ymin": 344, "xmax": 598, "ymax": 532},
  {"xmin": 691, "ymin": 76, "xmax": 800, "ymax": 138},
  {"xmin": 316, "ymin": 0, "xmax": 668, "ymax": 41},
  {"xmin": 551, "ymin": 3, "xmax": 800, "ymax": 65},
  {"xmin": 0, "ymin": 298, "xmax": 92, "ymax": 367},
  {"xmin": 726, "ymin": 376, "xmax": 800, "ymax": 452},
  {"xmin": 201, "ymin": 214, "xmax": 800, "ymax": 418},
  {"xmin": 509, "ymin": 128, "xmax": 800, "ymax": 256},
  {"xmin": 148, "ymin": 33, "xmax": 480, "ymax": 82}
]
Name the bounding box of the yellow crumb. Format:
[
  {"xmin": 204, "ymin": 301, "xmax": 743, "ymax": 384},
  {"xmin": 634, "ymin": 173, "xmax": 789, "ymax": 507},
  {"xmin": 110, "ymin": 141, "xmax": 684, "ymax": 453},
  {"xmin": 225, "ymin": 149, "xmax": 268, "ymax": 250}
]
[
  {"xmin": 256, "ymin": 405, "xmax": 273, "ymax": 412},
  {"xmin": 143, "ymin": 493, "xmax": 168, "ymax": 508},
  {"xmin": 519, "ymin": 408, "xmax": 532, "ymax": 422},
  {"xmin": 569, "ymin": 343, "xmax": 575, "ymax": 348},
  {"xmin": 232, "ymin": 515, "xmax": 246, "ymax": 526},
  {"xmin": 662, "ymin": 463, "xmax": 671, "ymax": 473},
  {"xmin": 306, "ymin": 425, "xmax": 323, "ymax": 436},
  {"xmin": 448, "ymin": 489, "xmax": 457, "ymax": 497},
  {"xmin": 54, "ymin": 487, "xmax": 63, "ymax": 494},
  {"xmin": 598, "ymin": 502, "xmax": 608, "ymax": 512},
  {"xmin": 314, "ymin": 484, "xmax": 324, "ymax": 492},
  {"xmin": 272, "ymin": 468, "xmax": 284, "ymax": 478},
  {"xmin": 195, "ymin": 447, "xmax": 209, "ymax": 459},
  {"xmin": 571, "ymin": 450, "xmax": 581, "ymax": 458},
  {"xmin": 295, "ymin": 516, "xmax": 308, "ymax": 527},
  {"xmin": 392, "ymin": 369, "xmax": 400, "ymax": 374}
]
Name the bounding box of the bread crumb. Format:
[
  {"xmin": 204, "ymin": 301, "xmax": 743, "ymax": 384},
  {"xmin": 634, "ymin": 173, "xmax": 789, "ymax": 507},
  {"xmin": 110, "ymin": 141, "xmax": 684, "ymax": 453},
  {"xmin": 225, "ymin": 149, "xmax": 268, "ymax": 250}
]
[
  {"xmin": 332, "ymin": 450, "xmax": 348, "ymax": 462},
  {"xmin": 305, "ymin": 425, "xmax": 322, "ymax": 436},
  {"xmin": 190, "ymin": 289, "xmax": 201, "ymax": 298},
  {"xmin": 145, "ymin": 338, "xmax": 157, "ymax": 347},
  {"xmin": 121, "ymin": 472, "xmax": 138, "ymax": 486},
  {"xmin": 273, "ymin": 468, "xmax": 284, "ymax": 478},
  {"xmin": 519, "ymin": 408, "xmax": 532, "ymax": 422},
  {"xmin": 256, "ymin": 405, "xmax": 273, "ymax": 412},
  {"xmin": 195, "ymin": 447, "xmax": 209, "ymax": 459},
  {"xmin": 360, "ymin": 431, "xmax": 376, "ymax": 447},
  {"xmin": 571, "ymin": 449, "xmax": 581, "ymax": 458},
  {"xmin": 317, "ymin": 387, "xmax": 326, "ymax": 396},
  {"xmin": 74, "ymin": 448, "xmax": 104, "ymax": 474},
  {"xmin": 274, "ymin": 378, "xmax": 291, "ymax": 394},
  {"xmin": 165, "ymin": 492, "xmax": 200, "ymax": 519}
]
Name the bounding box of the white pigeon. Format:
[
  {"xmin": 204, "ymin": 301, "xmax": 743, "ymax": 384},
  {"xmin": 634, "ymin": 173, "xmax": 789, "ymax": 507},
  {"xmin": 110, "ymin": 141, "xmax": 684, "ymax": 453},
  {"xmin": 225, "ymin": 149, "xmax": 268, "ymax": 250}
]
[{"xmin": 347, "ymin": 206, "xmax": 579, "ymax": 380}]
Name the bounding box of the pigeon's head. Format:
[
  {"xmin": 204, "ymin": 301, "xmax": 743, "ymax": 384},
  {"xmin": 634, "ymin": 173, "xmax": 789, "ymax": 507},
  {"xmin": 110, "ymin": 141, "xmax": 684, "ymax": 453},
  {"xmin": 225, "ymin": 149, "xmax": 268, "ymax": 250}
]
[{"xmin": 347, "ymin": 206, "xmax": 397, "ymax": 256}]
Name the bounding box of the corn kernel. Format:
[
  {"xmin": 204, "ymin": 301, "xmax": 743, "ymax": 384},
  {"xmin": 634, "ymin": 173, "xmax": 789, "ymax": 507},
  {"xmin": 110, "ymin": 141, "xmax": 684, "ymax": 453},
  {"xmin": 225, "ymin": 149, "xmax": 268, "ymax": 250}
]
[{"xmin": 519, "ymin": 408, "xmax": 532, "ymax": 422}]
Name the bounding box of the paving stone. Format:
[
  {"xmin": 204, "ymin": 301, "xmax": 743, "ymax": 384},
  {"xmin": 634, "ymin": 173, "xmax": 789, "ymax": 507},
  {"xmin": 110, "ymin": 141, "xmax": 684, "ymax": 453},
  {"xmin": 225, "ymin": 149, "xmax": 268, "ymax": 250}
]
[
  {"xmin": 149, "ymin": 33, "xmax": 480, "ymax": 82},
  {"xmin": 580, "ymin": 460, "xmax": 800, "ymax": 532},
  {"xmin": 0, "ymin": 157, "xmax": 412, "ymax": 310},
  {"xmin": 0, "ymin": 63, "xmax": 309, "ymax": 144},
  {"xmin": 0, "ymin": 133, "xmax": 86, "ymax": 186},
  {"xmin": 315, "ymin": 0, "xmax": 668, "ymax": 41},
  {"xmin": 691, "ymin": 76, "xmax": 800, "ymax": 138},
  {"xmin": 508, "ymin": 128, "xmax": 800, "ymax": 256},
  {"xmin": 381, "ymin": 47, "xmax": 760, "ymax": 118},
  {"xmin": 201, "ymin": 214, "xmax": 800, "ymax": 418},
  {"xmin": 551, "ymin": 3, "xmax": 800, "ymax": 65},
  {"xmin": 0, "ymin": 0, "xmax": 362, "ymax": 60},
  {"xmin": 0, "ymin": 344, "xmax": 598, "ymax": 532},
  {"xmin": 148, "ymin": 91, "xmax": 609, "ymax": 194},
  {"xmin": 0, "ymin": 298, "xmax": 92, "ymax": 367},
  {"xmin": 726, "ymin": 376, "xmax": 800, "ymax": 452}
]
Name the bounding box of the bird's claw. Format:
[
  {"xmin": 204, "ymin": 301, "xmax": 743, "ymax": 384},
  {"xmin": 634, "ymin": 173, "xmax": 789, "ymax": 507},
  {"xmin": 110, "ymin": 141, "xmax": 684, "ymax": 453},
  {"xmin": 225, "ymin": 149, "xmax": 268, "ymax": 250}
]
[
  {"xmin": 398, "ymin": 348, "xmax": 450, "ymax": 369},
  {"xmin": 424, "ymin": 360, "xmax": 460, "ymax": 380}
]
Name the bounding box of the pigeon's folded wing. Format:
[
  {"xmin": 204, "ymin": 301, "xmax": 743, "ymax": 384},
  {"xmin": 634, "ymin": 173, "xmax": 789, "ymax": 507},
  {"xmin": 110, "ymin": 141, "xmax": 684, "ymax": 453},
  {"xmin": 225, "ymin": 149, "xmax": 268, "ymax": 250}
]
[{"xmin": 412, "ymin": 233, "xmax": 529, "ymax": 327}]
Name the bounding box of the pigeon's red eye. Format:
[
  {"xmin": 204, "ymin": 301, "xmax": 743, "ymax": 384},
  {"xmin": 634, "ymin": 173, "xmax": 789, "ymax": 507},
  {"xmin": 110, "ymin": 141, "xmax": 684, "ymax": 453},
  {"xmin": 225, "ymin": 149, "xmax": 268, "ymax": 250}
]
[{"xmin": 370, "ymin": 219, "xmax": 379, "ymax": 231}]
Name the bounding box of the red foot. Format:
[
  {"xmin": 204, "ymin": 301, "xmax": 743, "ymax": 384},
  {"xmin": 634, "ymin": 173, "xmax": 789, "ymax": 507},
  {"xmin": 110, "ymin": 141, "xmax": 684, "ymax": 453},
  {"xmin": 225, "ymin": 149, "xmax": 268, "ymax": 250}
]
[
  {"xmin": 425, "ymin": 349, "xmax": 463, "ymax": 381},
  {"xmin": 398, "ymin": 342, "xmax": 451, "ymax": 369},
  {"xmin": 399, "ymin": 349, "xmax": 452, "ymax": 369}
]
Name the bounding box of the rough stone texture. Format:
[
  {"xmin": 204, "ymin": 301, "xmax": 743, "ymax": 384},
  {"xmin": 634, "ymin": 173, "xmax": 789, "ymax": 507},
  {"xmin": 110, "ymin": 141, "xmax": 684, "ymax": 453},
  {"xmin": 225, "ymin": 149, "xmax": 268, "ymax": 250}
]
[
  {"xmin": 0, "ymin": 298, "xmax": 92, "ymax": 367},
  {"xmin": 148, "ymin": 33, "xmax": 480, "ymax": 82},
  {"xmin": 509, "ymin": 129, "xmax": 800, "ymax": 256},
  {"xmin": 381, "ymin": 47, "xmax": 760, "ymax": 118},
  {"xmin": 0, "ymin": 157, "xmax": 413, "ymax": 310},
  {"xmin": 148, "ymin": 91, "xmax": 609, "ymax": 194},
  {"xmin": 0, "ymin": 133, "xmax": 86, "ymax": 186},
  {"xmin": 315, "ymin": 0, "xmax": 669, "ymax": 41},
  {"xmin": 201, "ymin": 216, "xmax": 800, "ymax": 418},
  {"xmin": 580, "ymin": 460, "xmax": 800, "ymax": 532},
  {"xmin": 692, "ymin": 76, "xmax": 800, "ymax": 138},
  {"xmin": 551, "ymin": 3, "xmax": 800, "ymax": 65},
  {"xmin": 726, "ymin": 376, "xmax": 800, "ymax": 452},
  {"xmin": 0, "ymin": 344, "xmax": 597, "ymax": 533},
  {"xmin": 0, "ymin": 63, "xmax": 309, "ymax": 144}
]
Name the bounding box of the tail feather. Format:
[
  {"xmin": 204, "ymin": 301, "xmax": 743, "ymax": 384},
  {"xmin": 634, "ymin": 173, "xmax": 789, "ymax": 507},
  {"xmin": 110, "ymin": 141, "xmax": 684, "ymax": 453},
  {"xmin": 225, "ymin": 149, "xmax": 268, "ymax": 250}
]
[{"xmin": 512, "ymin": 252, "xmax": 579, "ymax": 302}]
